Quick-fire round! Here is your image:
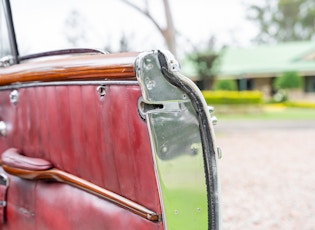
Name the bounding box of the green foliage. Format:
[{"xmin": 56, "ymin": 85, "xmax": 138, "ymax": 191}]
[
  {"xmin": 202, "ymin": 90, "xmax": 263, "ymax": 105},
  {"xmin": 273, "ymin": 72, "xmax": 303, "ymax": 90},
  {"xmin": 214, "ymin": 79, "xmax": 238, "ymax": 91},
  {"xmin": 247, "ymin": 0, "xmax": 315, "ymax": 43}
]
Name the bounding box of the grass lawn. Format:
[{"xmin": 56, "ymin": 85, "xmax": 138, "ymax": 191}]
[{"xmin": 218, "ymin": 105, "xmax": 315, "ymax": 120}]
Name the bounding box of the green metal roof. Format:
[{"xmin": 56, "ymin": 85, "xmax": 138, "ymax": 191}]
[{"xmin": 217, "ymin": 41, "xmax": 315, "ymax": 78}]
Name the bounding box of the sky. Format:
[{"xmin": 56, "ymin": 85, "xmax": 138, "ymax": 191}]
[{"xmin": 10, "ymin": 0, "xmax": 258, "ymax": 58}]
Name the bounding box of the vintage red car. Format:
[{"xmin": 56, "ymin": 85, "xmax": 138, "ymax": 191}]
[{"xmin": 0, "ymin": 0, "xmax": 220, "ymax": 229}]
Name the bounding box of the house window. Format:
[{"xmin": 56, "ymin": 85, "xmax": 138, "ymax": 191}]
[
  {"xmin": 305, "ymin": 76, "xmax": 315, "ymax": 92},
  {"xmin": 237, "ymin": 78, "xmax": 254, "ymax": 91}
]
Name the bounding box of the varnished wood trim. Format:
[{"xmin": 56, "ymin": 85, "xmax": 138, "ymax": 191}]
[
  {"xmin": 0, "ymin": 52, "xmax": 139, "ymax": 86},
  {"xmin": 2, "ymin": 164, "xmax": 160, "ymax": 221}
]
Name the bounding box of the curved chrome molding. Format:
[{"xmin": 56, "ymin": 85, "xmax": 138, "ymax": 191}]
[
  {"xmin": 158, "ymin": 50, "xmax": 221, "ymax": 230},
  {"xmin": 19, "ymin": 48, "xmax": 109, "ymax": 62}
]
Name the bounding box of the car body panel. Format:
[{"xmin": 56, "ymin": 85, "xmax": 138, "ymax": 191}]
[{"xmin": 0, "ymin": 79, "xmax": 163, "ymax": 230}]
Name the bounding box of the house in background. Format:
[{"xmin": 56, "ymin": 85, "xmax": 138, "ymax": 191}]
[{"xmin": 215, "ymin": 41, "xmax": 315, "ymax": 100}]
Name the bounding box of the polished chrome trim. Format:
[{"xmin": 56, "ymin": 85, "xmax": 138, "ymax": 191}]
[
  {"xmin": 96, "ymin": 85, "xmax": 106, "ymax": 97},
  {"xmin": 144, "ymin": 115, "xmax": 167, "ymax": 227},
  {"xmin": 2, "ymin": 0, "xmax": 19, "ymax": 64},
  {"xmin": 137, "ymin": 97, "xmax": 146, "ymax": 120},
  {"xmin": 0, "ymin": 55, "xmax": 14, "ymax": 67},
  {"xmin": 0, "ymin": 80, "xmax": 138, "ymax": 91},
  {"xmin": 0, "ymin": 173, "xmax": 9, "ymax": 186},
  {"xmin": 208, "ymin": 106, "xmax": 218, "ymax": 125},
  {"xmin": 136, "ymin": 50, "xmax": 221, "ymax": 230},
  {"xmin": 19, "ymin": 48, "xmax": 108, "ymax": 62},
  {"xmin": 160, "ymin": 50, "xmax": 221, "ymax": 230},
  {"xmin": 136, "ymin": 51, "xmax": 186, "ymax": 103},
  {"xmin": 0, "ymin": 172, "xmax": 8, "ymax": 208},
  {"xmin": 0, "ymin": 121, "xmax": 7, "ymax": 136}
]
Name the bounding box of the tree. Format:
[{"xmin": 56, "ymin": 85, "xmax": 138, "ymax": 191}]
[
  {"xmin": 273, "ymin": 71, "xmax": 303, "ymax": 90},
  {"xmin": 119, "ymin": 33, "xmax": 131, "ymax": 52},
  {"xmin": 120, "ymin": 0, "xmax": 177, "ymax": 56},
  {"xmin": 64, "ymin": 10, "xmax": 88, "ymax": 46},
  {"xmin": 273, "ymin": 71, "xmax": 303, "ymax": 101},
  {"xmin": 187, "ymin": 36, "xmax": 220, "ymax": 90},
  {"xmin": 247, "ymin": 0, "xmax": 315, "ymax": 43},
  {"xmin": 189, "ymin": 51, "xmax": 218, "ymax": 90}
]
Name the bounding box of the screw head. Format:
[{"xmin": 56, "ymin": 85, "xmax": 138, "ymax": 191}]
[{"xmin": 9, "ymin": 90, "xmax": 19, "ymax": 105}]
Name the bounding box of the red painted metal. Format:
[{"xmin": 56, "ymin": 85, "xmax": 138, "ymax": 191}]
[{"xmin": 0, "ymin": 84, "xmax": 163, "ymax": 229}]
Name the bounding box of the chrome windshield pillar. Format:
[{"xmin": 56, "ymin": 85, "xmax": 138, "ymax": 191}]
[{"xmin": 136, "ymin": 50, "xmax": 220, "ymax": 230}]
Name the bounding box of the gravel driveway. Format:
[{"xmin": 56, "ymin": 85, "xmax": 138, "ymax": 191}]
[{"xmin": 215, "ymin": 120, "xmax": 315, "ymax": 230}]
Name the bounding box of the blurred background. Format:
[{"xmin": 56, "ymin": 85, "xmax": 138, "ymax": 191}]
[{"xmin": 10, "ymin": 0, "xmax": 315, "ymax": 229}]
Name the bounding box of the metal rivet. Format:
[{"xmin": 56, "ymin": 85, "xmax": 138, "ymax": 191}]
[
  {"xmin": 161, "ymin": 145, "xmax": 168, "ymax": 154},
  {"xmin": 169, "ymin": 60, "xmax": 179, "ymax": 72},
  {"xmin": 145, "ymin": 78, "xmax": 155, "ymax": 90},
  {"xmin": 0, "ymin": 121, "xmax": 7, "ymax": 136},
  {"xmin": 197, "ymin": 208, "xmax": 201, "ymax": 213},
  {"xmin": 96, "ymin": 86, "xmax": 106, "ymax": 97},
  {"xmin": 145, "ymin": 58, "xmax": 153, "ymax": 70},
  {"xmin": 208, "ymin": 106, "xmax": 215, "ymax": 114},
  {"xmin": 211, "ymin": 116, "xmax": 218, "ymax": 126},
  {"xmin": 174, "ymin": 210, "xmax": 179, "ymax": 215},
  {"xmin": 9, "ymin": 90, "xmax": 19, "ymax": 105}
]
